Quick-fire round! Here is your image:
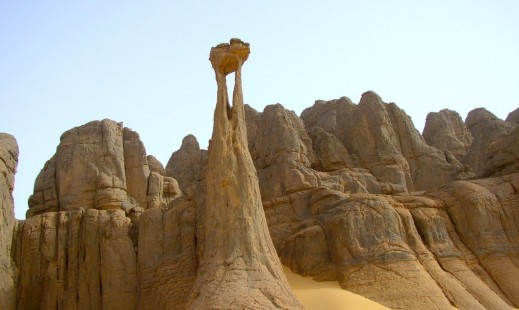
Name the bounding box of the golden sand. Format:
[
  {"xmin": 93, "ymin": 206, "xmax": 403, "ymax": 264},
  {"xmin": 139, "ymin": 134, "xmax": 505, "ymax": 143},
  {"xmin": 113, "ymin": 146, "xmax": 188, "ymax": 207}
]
[{"xmin": 283, "ymin": 266, "xmax": 390, "ymax": 310}]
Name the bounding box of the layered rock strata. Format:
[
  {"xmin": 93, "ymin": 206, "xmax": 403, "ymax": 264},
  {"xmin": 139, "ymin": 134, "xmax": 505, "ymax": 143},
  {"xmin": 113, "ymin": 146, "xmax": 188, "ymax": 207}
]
[{"xmin": 186, "ymin": 39, "xmax": 303, "ymax": 309}]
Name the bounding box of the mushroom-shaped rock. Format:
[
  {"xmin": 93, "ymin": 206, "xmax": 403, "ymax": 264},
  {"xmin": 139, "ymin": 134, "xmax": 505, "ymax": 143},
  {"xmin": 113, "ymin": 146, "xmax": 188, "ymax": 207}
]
[
  {"xmin": 187, "ymin": 39, "xmax": 304, "ymax": 309},
  {"xmin": 210, "ymin": 38, "xmax": 250, "ymax": 76}
]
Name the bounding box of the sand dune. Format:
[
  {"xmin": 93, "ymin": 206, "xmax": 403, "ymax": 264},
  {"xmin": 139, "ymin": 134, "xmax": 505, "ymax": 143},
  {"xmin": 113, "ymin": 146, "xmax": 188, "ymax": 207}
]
[{"xmin": 283, "ymin": 266, "xmax": 390, "ymax": 310}]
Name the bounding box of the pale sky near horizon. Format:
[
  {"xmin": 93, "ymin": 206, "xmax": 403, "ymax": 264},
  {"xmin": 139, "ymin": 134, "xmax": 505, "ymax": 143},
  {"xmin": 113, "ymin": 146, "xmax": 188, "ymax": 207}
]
[{"xmin": 2, "ymin": 1, "xmax": 518, "ymax": 219}]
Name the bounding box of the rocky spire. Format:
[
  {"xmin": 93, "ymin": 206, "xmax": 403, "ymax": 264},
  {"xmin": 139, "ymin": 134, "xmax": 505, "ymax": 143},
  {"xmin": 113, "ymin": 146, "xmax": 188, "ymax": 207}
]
[{"xmin": 187, "ymin": 39, "xmax": 304, "ymax": 309}]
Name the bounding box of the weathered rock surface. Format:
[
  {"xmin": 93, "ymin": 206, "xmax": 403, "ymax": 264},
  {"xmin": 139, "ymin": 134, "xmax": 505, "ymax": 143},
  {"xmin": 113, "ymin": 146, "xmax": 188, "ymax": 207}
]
[
  {"xmin": 4, "ymin": 40, "xmax": 519, "ymax": 310},
  {"xmin": 166, "ymin": 134, "xmax": 207, "ymax": 199},
  {"xmin": 138, "ymin": 199, "xmax": 197, "ymax": 310},
  {"xmin": 245, "ymin": 103, "xmax": 321, "ymax": 201},
  {"xmin": 301, "ymin": 97, "xmax": 344, "ymax": 135},
  {"xmin": 8, "ymin": 102, "xmax": 519, "ymax": 310},
  {"xmin": 147, "ymin": 154, "xmax": 167, "ymax": 175},
  {"xmin": 301, "ymin": 92, "xmax": 468, "ymax": 193},
  {"xmin": 15, "ymin": 119, "xmax": 187, "ymax": 309},
  {"xmin": 506, "ymin": 107, "xmax": 519, "ymax": 125},
  {"xmin": 423, "ymin": 108, "xmax": 473, "ymax": 160},
  {"xmin": 0, "ymin": 133, "xmax": 18, "ymax": 310},
  {"xmin": 15, "ymin": 209, "xmax": 137, "ymax": 310},
  {"xmin": 187, "ymin": 39, "xmax": 303, "ymax": 309},
  {"xmin": 465, "ymin": 108, "xmax": 517, "ymax": 176},
  {"xmin": 308, "ymin": 127, "xmax": 353, "ymax": 172},
  {"xmin": 28, "ymin": 120, "xmax": 127, "ymax": 215},
  {"xmin": 124, "ymin": 127, "xmax": 151, "ymax": 210}
]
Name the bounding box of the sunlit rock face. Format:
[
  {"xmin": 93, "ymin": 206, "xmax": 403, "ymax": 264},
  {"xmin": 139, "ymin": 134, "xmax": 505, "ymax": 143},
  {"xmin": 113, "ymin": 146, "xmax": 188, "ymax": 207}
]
[
  {"xmin": 0, "ymin": 133, "xmax": 18, "ymax": 310},
  {"xmin": 3, "ymin": 38, "xmax": 519, "ymax": 310},
  {"xmin": 423, "ymin": 108, "xmax": 473, "ymax": 161},
  {"xmin": 465, "ymin": 108, "xmax": 517, "ymax": 177},
  {"xmin": 186, "ymin": 38, "xmax": 304, "ymax": 310}
]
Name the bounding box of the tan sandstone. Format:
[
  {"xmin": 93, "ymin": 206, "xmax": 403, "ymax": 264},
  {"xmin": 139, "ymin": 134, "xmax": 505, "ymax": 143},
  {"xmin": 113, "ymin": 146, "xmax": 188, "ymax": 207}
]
[
  {"xmin": 186, "ymin": 39, "xmax": 304, "ymax": 309},
  {"xmin": 4, "ymin": 39, "xmax": 519, "ymax": 310},
  {"xmin": 0, "ymin": 133, "xmax": 18, "ymax": 310},
  {"xmin": 423, "ymin": 108, "xmax": 473, "ymax": 161}
]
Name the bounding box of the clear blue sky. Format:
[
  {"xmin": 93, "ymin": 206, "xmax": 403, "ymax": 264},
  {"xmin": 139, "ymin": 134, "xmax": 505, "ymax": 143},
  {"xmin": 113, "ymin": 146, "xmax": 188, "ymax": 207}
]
[{"xmin": 2, "ymin": 1, "xmax": 518, "ymax": 219}]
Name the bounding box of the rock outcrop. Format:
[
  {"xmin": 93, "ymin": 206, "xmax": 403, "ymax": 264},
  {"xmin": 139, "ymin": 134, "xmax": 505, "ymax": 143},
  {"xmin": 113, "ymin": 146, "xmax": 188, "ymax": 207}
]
[
  {"xmin": 138, "ymin": 198, "xmax": 197, "ymax": 309},
  {"xmin": 301, "ymin": 92, "xmax": 467, "ymax": 193},
  {"xmin": 14, "ymin": 119, "xmax": 187, "ymax": 310},
  {"xmin": 506, "ymin": 107, "xmax": 519, "ymax": 125},
  {"xmin": 15, "ymin": 209, "xmax": 137, "ymax": 310},
  {"xmin": 2, "ymin": 39, "xmax": 519, "ymax": 310},
  {"xmin": 423, "ymin": 109, "xmax": 473, "ymax": 160},
  {"xmin": 28, "ymin": 120, "xmax": 148, "ymax": 216},
  {"xmin": 465, "ymin": 108, "xmax": 517, "ymax": 176},
  {"xmin": 0, "ymin": 133, "xmax": 18, "ymax": 310},
  {"xmin": 187, "ymin": 39, "xmax": 303, "ymax": 309},
  {"xmin": 166, "ymin": 134, "xmax": 207, "ymax": 199}
]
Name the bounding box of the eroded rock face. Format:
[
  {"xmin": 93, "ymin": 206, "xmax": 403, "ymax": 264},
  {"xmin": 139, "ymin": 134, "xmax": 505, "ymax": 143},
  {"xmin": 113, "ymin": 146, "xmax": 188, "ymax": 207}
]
[
  {"xmin": 17, "ymin": 119, "xmax": 187, "ymax": 310},
  {"xmin": 28, "ymin": 120, "xmax": 128, "ymax": 215},
  {"xmin": 166, "ymin": 134, "xmax": 207, "ymax": 199},
  {"xmin": 300, "ymin": 98, "xmax": 341, "ymax": 134},
  {"xmin": 484, "ymin": 127, "xmax": 519, "ymax": 176},
  {"xmin": 124, "ymin": 127, "xmax": 151, "ymax": 210},
  {"xmin": 6, "ymin": 39, "xmax": 519, "ymax": 310},
  {"xmin": 506, "ymin": 107, "xmax": 519, "ymax": 125},
  {"xmin": 256, "ymin": 98, "xmax": 519, "ymax": 309},
  {"xmin": 138, "ymin": 199, "xmax": 197, "ymax": 309},
  {"xmin": 309, "ymin": 127, "xmax": 353, "ymax": 172},
  {"xmin": 465, "ymin": 108, "xmax": 517, "ymax": 176},
  {"xmin": 0, "ymin": 133, "xmax": 18, "ymax": 310},
  {"xmin": 15, "ymin": 209, "xmax": 137, "ymax": 310},
  {"xmin": 246, "ymin": 103, "xmax": 320, "ymax": 201},
  {"xmin": 187, "ymin": 39, "xmax": 303, "ymax": 309},
  {"xmin": 301, "ymin": 92, "xmax": 467, "ymax": 193},
  {"xmin": 423, "ymin": 109, "xmax": 473, "ymax": 160}
]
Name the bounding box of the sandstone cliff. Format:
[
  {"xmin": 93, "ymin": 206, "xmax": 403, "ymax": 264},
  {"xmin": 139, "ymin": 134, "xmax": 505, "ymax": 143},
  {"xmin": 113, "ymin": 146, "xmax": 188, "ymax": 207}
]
[
  {"xmin": 2, "ymin": 40, "xmax": 519, "ymax": 310},
  {"xmin": 13, "ymin": 120, "xmax": 184, "ymax": 310},
  {"xmin": 0, "ymin": 133, "xmax": 18, "ymax": 310},
  {"xmin": 465, "ymin": 108, "xmax": 517, "ymax": 176},
  {"xmin": 423, "ymin": 108, "xmax": 473, "ymax": 161}
]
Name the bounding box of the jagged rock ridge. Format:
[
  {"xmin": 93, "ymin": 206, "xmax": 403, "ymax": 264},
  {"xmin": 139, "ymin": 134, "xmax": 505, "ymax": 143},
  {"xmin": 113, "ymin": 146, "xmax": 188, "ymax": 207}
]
[{"xmin": 0, "ymin": 41, "xmax": 519, "ymax": 309}]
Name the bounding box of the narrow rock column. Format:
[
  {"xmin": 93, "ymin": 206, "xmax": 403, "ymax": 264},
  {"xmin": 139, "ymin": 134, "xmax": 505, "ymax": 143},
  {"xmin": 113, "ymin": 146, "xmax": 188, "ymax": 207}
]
[{"xmin": 187, "ymin": 39, "xmax": 304, "ymax": 309}]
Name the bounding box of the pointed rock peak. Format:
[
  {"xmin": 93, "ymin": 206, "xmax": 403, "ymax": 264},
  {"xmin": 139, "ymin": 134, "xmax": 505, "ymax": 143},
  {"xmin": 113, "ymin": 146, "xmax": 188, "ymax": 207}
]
[
  {"xmin": 424, "ymin": 109, "xmax": 465, "ymax": 131},
  {"xmin": 146, "ymin": 155, "xmax": 166, "ymax": 175},
  {"xmin": 359, "ymin": 90, "xmax": 384, "ymax": 106},
  {"xmin": 506, "ymin": 107, "xmax": 519, "ymax": 125},
  {"xmin": 210, "ymin": 38, "xmax": 250, "ymax": 76},
  {"xmin": 244, "ymin": 103, "xmax": 259, "ymax": 114},
  {"xmin": 181, "ymin": 134, "xmax": 200, "ymax": 150},
  {"xmin": 465, "ymin": 107, "xmax": 499, "ymax": 127}
]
